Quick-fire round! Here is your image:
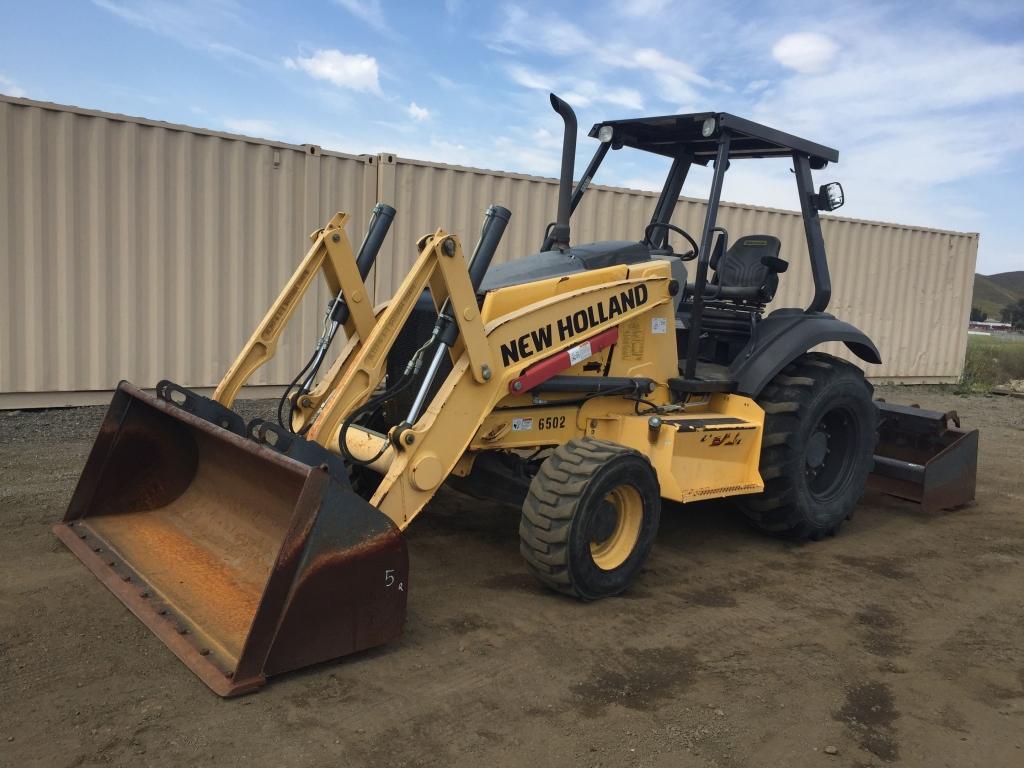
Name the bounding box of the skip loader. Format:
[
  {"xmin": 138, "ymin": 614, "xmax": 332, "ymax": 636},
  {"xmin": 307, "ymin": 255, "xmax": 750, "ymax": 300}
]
[{"xmin": 55, "ymin": 94, "xmax": 977, "ymax": 695}]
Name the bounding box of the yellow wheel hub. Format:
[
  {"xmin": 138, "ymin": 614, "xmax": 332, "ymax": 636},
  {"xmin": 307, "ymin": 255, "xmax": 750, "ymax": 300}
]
[{"xmin": 589, "ymin": 485, "xmax": 643, "ymax": 571}]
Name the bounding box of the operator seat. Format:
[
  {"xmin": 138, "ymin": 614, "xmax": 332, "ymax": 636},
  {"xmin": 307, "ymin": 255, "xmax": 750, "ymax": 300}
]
[
  {"xmin": 710, "ymin": 234, "xmax": 785, "ymax": 304},
  {"xmin": 676, "ymin": 234, "xmax": 788, "ymax": 368}
]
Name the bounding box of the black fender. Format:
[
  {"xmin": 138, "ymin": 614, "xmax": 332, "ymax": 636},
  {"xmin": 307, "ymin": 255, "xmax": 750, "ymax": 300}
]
[{"xmin": 729, "ymin": 308, "xmax": 881, "ymax": 397}]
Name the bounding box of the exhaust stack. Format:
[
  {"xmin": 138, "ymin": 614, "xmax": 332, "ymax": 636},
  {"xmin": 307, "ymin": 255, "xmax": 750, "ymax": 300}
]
[{"xmin": 549, "ymin": 93, "xmax": 577, "ymax": 251}]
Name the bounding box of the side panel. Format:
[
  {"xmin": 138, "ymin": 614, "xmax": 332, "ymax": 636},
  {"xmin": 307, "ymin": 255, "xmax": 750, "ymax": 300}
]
[
  {"xmin": 588, "ymin": 394, "xmax": 764, "ymax": 503},
  {"xmin": 463, "ymin": 393, "xmax": 765, "ymax": 505}
]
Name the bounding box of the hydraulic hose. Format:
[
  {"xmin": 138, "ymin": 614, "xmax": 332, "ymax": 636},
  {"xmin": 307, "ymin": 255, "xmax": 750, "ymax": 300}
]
[
  {"xmin": 340, "ymin": 204, "xmax": 511, "ymax": 464},
  {"xmin": 280, "ymin": 204, "xmax": 396, "ymax": 432}
]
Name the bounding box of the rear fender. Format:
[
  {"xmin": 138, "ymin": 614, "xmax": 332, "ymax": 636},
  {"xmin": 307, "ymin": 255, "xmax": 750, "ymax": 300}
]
[{"xmin": 729, "ymin": 309, "xmax": 881, "ymax": 397}]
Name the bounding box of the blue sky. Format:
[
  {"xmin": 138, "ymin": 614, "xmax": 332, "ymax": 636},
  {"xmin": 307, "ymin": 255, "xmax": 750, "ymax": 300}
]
[{"xmin": 2, "ymin": 0, "xmax": 1023, "ymax": 273}]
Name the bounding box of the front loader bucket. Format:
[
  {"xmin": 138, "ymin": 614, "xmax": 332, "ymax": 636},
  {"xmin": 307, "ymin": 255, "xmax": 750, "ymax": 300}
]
[
  {"xmin": 867, "ymin": 402, "xmax": 978, "ymax": 513},
  {"xmin": 54, "ymin": 382, "xmax": 407, "ymax": 696}
]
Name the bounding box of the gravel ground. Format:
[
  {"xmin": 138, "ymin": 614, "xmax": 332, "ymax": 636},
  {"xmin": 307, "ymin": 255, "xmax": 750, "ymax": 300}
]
[{"xmin": 1, "ymin": 386, "xmax": 1021, "ymax": 767}]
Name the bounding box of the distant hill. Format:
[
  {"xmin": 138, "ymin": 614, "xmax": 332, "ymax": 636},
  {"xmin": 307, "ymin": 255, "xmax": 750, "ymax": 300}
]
[{"xmin": 973, "ymin": 271, "xmax": 1024, "ymax": 318}]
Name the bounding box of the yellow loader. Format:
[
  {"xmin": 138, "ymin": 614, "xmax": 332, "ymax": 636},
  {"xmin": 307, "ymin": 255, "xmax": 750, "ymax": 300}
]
[{"xmin": 55, "ymin": 94, "xmax": 977, "ymax": 695}]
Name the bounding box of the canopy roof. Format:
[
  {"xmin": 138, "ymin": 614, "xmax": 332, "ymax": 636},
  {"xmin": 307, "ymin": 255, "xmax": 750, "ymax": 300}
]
[{"xmin": 589, "ymin": 112, "xmax": 839, "ymax": 166}]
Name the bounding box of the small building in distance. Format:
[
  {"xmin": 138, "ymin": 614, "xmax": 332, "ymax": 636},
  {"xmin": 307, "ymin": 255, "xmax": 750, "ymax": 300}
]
[{"xmin": 969, "ymin": 320, "xmax": 1013, "ymax": 334}]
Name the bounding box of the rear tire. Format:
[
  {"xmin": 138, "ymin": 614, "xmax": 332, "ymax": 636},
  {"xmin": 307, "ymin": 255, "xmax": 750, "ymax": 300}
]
[
  {"xmin": 519, "ymin": 438, "xmax": 661, "ymax": 600},
  {"xmin": 738, "ymin": 352, "xmax": 876, "ymax": 540}
]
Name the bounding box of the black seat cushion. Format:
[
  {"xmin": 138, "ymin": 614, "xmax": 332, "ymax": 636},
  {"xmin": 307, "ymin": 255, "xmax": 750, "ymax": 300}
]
[{"xmin": 711, "ymin": 235, "xmax": 782, "ymax": 303}]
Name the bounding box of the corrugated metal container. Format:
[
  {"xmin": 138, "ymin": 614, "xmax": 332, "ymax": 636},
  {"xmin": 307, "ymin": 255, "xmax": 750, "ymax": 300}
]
[
  {"xmin": 0, "ymin": 95, "xmax": 978, "ymax": 408},
  {"xmin": 1, "ymin": 96, "xmax": 375, "ymax": 407}
]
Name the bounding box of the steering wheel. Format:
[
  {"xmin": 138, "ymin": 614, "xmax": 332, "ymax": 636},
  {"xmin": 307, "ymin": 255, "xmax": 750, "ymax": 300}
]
[{"xmin": 644, "ymin": 222, "xmax": 699, "ymax": 261}]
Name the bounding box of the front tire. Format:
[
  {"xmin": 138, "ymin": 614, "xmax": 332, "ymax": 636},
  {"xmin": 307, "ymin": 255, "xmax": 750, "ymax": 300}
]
[
  {"xmin": 519, "ymin": 438, "xmax": 661, "ymax": 600},
  {"xmin": 739, "ymin": 352, "xmax": 876, "ymax": 540}
]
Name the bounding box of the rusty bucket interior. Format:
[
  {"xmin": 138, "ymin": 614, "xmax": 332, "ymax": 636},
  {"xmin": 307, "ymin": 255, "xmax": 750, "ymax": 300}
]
[
  {"xmin": 54, "ymin": 383, "xmax": 407, "ymax": 696},
  {"xmin": 868, "ymin": 402, "xmax": 979, "ymax": 513}
]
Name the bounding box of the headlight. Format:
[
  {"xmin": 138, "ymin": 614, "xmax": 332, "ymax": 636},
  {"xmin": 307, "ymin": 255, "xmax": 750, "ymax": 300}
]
[
  {"xmin": 701, "ymin": 117, "xmax": 717, "ymax": 137},
  {"xmin": 597, "ymin": 125, "xmax": 614, "ymax": 143}
]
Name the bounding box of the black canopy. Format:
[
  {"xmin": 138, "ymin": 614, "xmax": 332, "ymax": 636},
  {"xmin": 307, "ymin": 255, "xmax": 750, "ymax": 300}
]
[{"xmin": 589, "ymin": 112, "xmax": 838, "ymax": 167}]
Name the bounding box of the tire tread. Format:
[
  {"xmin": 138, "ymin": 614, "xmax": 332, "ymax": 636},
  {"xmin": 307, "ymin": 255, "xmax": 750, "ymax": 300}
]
[
  {"xmin": 738, "ymin": 352, "xmax": 875, "ymax": 540},
  {"xmin": 520, "ymin": 438, "xmax": 649, "ymax": 597}
]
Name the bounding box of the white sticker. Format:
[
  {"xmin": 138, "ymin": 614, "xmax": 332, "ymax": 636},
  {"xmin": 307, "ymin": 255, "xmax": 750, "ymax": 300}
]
[
  {"xmin": 512, "ymin": 417, "xmax": 533, "ymax": 431},
  {"xmin": 568, "ymin": 341, "xmax": 592, "ymax": 366},
  {"xmin": 651, "ymin": 317, "xmax": 668, "ymax": 334}
]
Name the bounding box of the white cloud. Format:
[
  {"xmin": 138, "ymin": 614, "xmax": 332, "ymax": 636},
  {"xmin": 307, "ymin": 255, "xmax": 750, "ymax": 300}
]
[
  {"xmin": 508, "ymin": 65, "xmax": 554, "ymax": 92},
  {"xmin": 755, "ymin": 34, "xmax": 1024, "ymax": 137},
  {"xmin": 495, "ymin": 9, "xmax": 709, "ymax": 109},
  {"xmin": 407, "ymin": 101, "xmax": 430, "ymax": 122},
  {"xmin": 621, "ymin": 0, "xmax": 674, "ymax": 15},
  {"xmin": 771, "ymin": 33, "xmax": 839, "ymax": 74},
  {"xmin": 621, "ymin": 47, "xmax": 710, "ymax": 104},
  {"xmin": 490, "ymin": 5, "xmax": 593, "ymax": 55},
  {"xmin": 222, "ymin": 118, "xmax": 280, "ymax": 137},
  {"xmin": 531, "ymin": 127, "xmax": 562, "ymax": 150},
  {"xmin": 0, "ymin": 74, "xmax": 26, "ymax": 98},
  {"xmin": 92, "ymin": 0, "xmax": 274, "ymax": 69},
  {"xmin": 602, "ymin": 87, "xmax": 644, "ymax": 111},
  {"xmin": 493, "ymin": 136, "xmax": 562, "ymax": 176},
  {"xmin": 506, "ymin": 65, "xmax": 644, "ymax": 111},
  {"xmin": 334, "ymin": 0, "xmax": 392, "ymax": 35},
  {"xmin": 433, "ymin": 74, "xmax": 459, "ymax": 90},
  {"xmin": 748, "ymin": 27, "xmax": 1024, "ymax": 241},
  {"xmin": 285, "ymin": 49, "xmax": 382, "ymax": 94}
]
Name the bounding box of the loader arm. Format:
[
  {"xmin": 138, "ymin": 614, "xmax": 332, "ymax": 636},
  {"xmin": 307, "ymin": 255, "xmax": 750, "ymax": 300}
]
[
  {"xmin": 305, "ymin": 230, "xmax": 496, "ymax": 447},
  {"xmin": 381, "ymin": 275, "xmax": 673, "ymax": 526},
  {"xmin": 212, "ymin": 212, "xmax": 378, "ymax": 409},
  {"xmin": 299, "ymin": 231, "xmax": 674, "ymax": 529}
]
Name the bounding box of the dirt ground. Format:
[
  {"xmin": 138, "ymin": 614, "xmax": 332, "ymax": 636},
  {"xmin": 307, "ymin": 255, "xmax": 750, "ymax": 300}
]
[{"xmin": 2, "ymin": 386, "xmax": 1022, "ymax": 768}]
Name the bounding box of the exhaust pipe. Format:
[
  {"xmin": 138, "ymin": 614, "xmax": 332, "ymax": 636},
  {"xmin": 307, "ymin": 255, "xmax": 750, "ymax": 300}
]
[{"xmin": 548, "ymin": 93, "xmax": 577, "ymax": 251}]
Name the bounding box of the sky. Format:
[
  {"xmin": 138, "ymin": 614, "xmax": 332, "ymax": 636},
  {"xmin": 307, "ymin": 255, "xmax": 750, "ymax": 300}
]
[{"xmin": 2, "ymin": 0, "xmax": 1023, "ymax": 274}]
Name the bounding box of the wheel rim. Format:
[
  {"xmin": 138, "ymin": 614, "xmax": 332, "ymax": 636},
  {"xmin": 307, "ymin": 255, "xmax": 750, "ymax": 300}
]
[
  {"xmin": 804, "ymin": 406, "xmax": 859, "ymax": 502},
  {"xmin": 589, "ymin": 485, "xmax": 643, "ymax": 571}
]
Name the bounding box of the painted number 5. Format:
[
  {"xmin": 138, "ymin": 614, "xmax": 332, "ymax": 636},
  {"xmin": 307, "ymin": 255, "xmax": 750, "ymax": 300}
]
[{"xmin": 385, "ymin": 569, "xmax": 395, "ymax": 587}]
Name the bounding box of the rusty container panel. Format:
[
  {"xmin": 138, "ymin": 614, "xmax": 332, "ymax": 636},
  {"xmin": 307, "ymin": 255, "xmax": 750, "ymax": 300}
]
[{"xmin": 54, "ymin": 383, "xmax": 407, "ymax": 696}]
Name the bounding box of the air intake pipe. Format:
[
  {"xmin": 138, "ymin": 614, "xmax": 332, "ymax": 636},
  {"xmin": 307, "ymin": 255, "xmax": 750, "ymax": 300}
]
[{"xmin": 548, "ymin": 93, "xmax": 577, "ymax": 251}]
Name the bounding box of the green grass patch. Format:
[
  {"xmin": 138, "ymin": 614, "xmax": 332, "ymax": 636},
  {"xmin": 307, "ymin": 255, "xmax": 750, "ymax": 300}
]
[{"xmin": 957, "ymin": 333, "xmax": 1024, "ymax": 393}]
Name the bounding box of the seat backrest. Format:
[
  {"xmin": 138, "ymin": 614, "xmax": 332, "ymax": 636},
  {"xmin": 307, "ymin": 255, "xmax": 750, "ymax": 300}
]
[{"xmin": 712, "ymin": 235, "xmax": 782, "ymax": 303}]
